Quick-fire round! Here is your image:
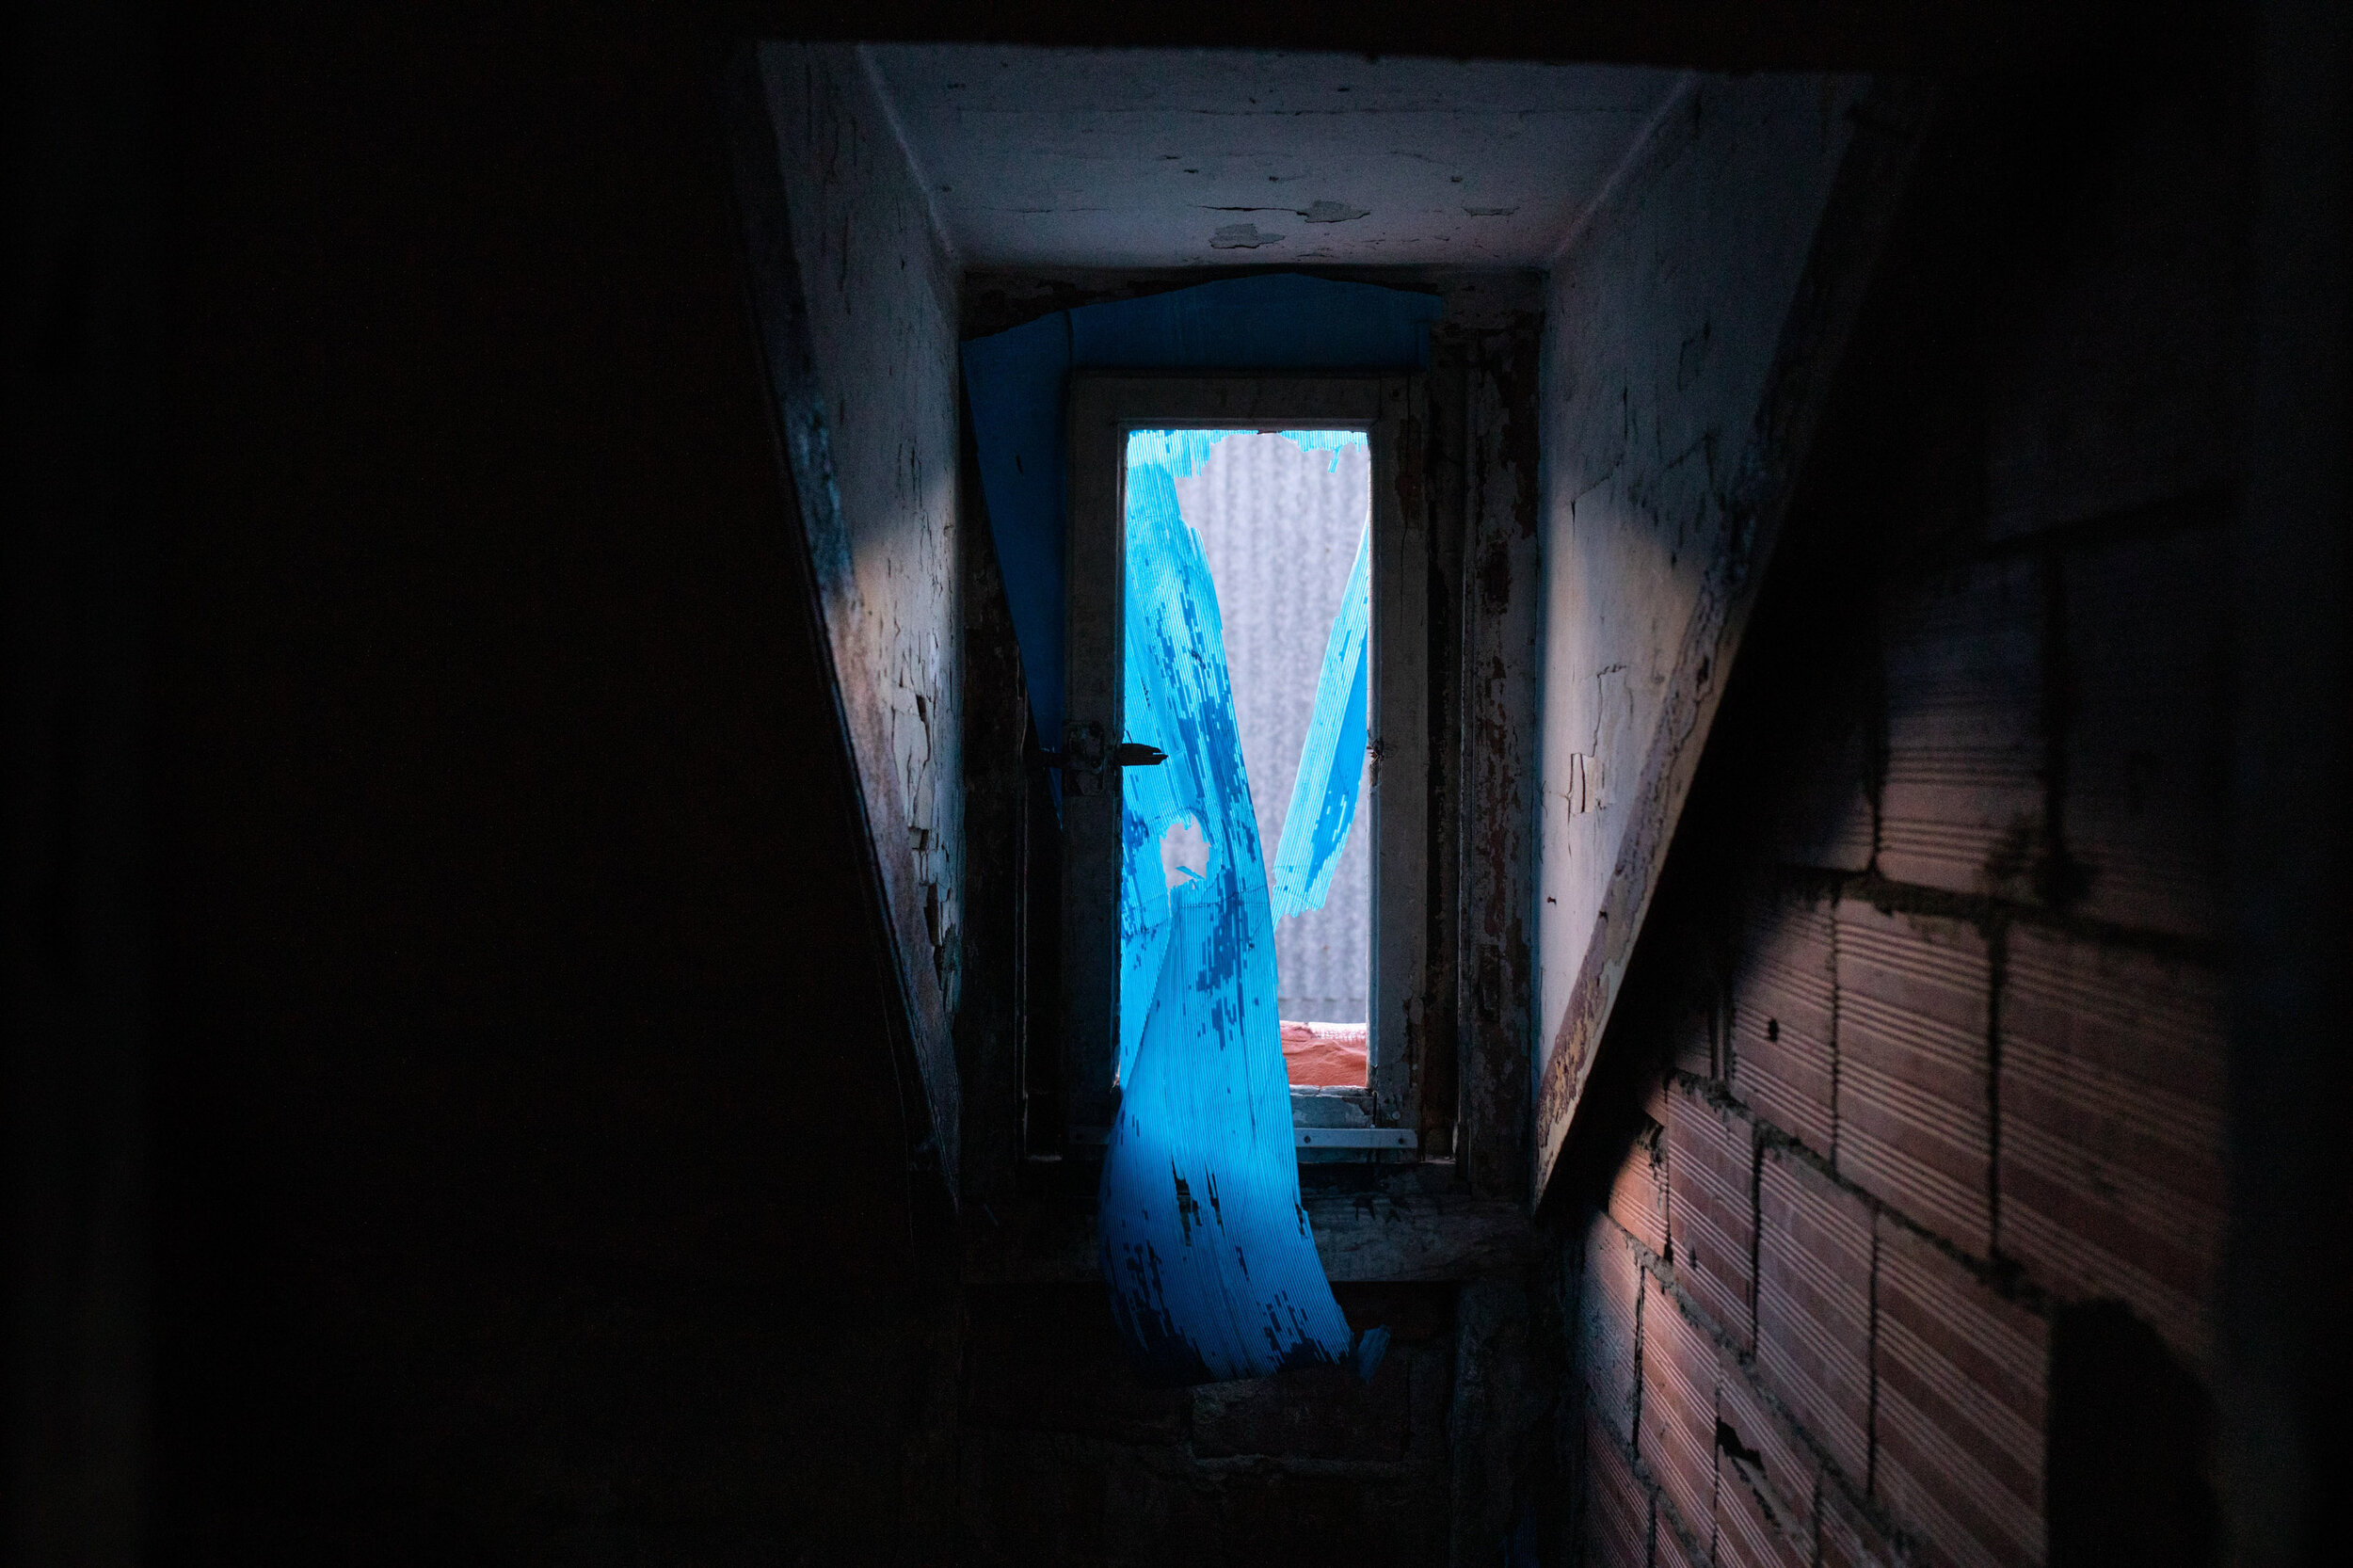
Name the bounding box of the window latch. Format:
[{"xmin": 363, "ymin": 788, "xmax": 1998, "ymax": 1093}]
[
  {"xmin": 1034, "ymin": 744, "xmax": 1168, "ymax": 771},
  {"xmin": 1034, "ymin": 723, "xmax": 1166, "ymax": 788}
]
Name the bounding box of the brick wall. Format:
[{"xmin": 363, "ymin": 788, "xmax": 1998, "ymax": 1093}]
[{"xmin": 1561, "ymin": 56, "xmax": 2237, "ymax": 1568}]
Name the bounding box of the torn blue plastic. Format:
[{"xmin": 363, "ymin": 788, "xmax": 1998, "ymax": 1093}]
[
  {"xmin": 1270, "ymin": 519, "xmax": 1371, "ymax": 920},
  {"xmin": 1115, "ymin": 429, "xmax": 1367, "ymax": 1084},
  {"xmin": 1271, "ymin": 428, "xmax": 1371, "ymax": 470},
  {"xmin": 1100, "ymin": 428, "xmax": 1380, "ymax": 1384},
  {"xmin": 960, "ymin": 275, "xmax": 1440, "ymax": 754}
]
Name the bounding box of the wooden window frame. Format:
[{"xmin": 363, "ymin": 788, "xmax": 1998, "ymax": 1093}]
[{"xmin": 1060, "ymin": 372, "xmax": 1431, "ymax": 1157}]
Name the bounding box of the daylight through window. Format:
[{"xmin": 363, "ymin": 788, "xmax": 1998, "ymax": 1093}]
[{"xmin": 1128, "ymin": 428, "xmax": 1372, "ymax": 1090}]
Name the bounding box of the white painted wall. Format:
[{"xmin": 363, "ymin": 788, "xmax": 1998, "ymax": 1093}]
[
  {"xmin": 1533, "ymin": 75, "xmax": 1868, "ymax": 1186},
  {"xmin": 758, "ymin": 44, "xmax": 966, "ymax": 1101}
]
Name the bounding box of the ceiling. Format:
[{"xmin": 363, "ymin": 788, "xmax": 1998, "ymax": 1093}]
[{"xmin": 862, "ymin": 45, "xmax": 1689, "ymax": 269}]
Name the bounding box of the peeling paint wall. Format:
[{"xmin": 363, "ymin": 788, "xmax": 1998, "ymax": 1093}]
[
  {"xmin": 756, "ymin": 43, "xmax": 966, "ymax": 1160},
  {"xmin": 1531, "ymin": 75, "xmax": 1889, "ymax": 1196}
]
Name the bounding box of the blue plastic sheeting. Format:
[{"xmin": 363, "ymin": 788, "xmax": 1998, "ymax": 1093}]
[
  {"xmin": 1101, "ymin": 428, "xmax": 1385, "ymax": 1384},
  {"xmin": 1114, "ymin": 429, "xmax": 1365, "ymax": 1087},
  {"xmin": 1268, "ymin": 428, "xmax": 1373, "ymax": 468},
  {"xmin": 1270, "ymin": 519, "xmax": 1370, "ymax": 920},
  {"xmin": 960, "ymin": 275, "xmax": 1440, "ymax": 752}
]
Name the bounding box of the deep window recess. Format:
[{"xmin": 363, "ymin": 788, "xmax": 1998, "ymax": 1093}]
[{"xmin": 1061, "ymin": 374, "xmax": 1429, "ymax": 1159}]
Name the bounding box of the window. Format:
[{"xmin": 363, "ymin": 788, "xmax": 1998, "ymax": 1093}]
[{"xmin": 1061, "ymin": 375, "xmax": 1428, "ymax": 1157}]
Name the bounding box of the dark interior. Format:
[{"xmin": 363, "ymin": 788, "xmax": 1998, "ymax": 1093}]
[{"xmin": 7, "ymin": 4, "xmax": 2345, "ymax": 1564}]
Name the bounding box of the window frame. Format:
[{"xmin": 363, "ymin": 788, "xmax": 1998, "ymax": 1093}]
[{"xmin": 1060, "ymin": 371, "xmax": 1431, "ymax": 1156}]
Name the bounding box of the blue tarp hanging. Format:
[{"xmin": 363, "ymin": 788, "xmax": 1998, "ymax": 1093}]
[
  {"xmin": 960, "ymin": 276, "xmax": 1437, "ymax": 1385},
  {"xmin": 1105, "ymin": 429, "xmax": 1369, "ymax": 1383}
]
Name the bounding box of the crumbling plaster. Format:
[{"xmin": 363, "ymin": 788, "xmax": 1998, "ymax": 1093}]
[
  {"xmin": 755, "ymin": 43, "xmax": 966, "ymax": 1167},
  {"xmin": 1531, "ymin": 74, "xmax": 1914, "ymax": 1200}
]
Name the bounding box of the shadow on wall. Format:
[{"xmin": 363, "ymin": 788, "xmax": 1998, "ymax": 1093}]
[{"xmin": 1546, "ymin": 51, "xmax": 2240, "ymax": 1566}]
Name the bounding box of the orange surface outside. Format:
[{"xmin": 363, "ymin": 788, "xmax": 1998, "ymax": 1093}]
[{"xmin": 1279, "ymin": 1020, "xmax": 1369, "ymax": 1088}]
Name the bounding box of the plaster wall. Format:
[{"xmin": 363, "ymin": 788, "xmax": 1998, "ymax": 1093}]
[
  {"xmin": 866, "ymin": 46, "xmax": 1682, "ymax": 268},
  {"xmin": 1533, "ymin": 75, "xmax": 1868, "ymax": 1192},
  {"xmin": 757, "ymin": 43, "xmax": 966, "ymax": 1141}
]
